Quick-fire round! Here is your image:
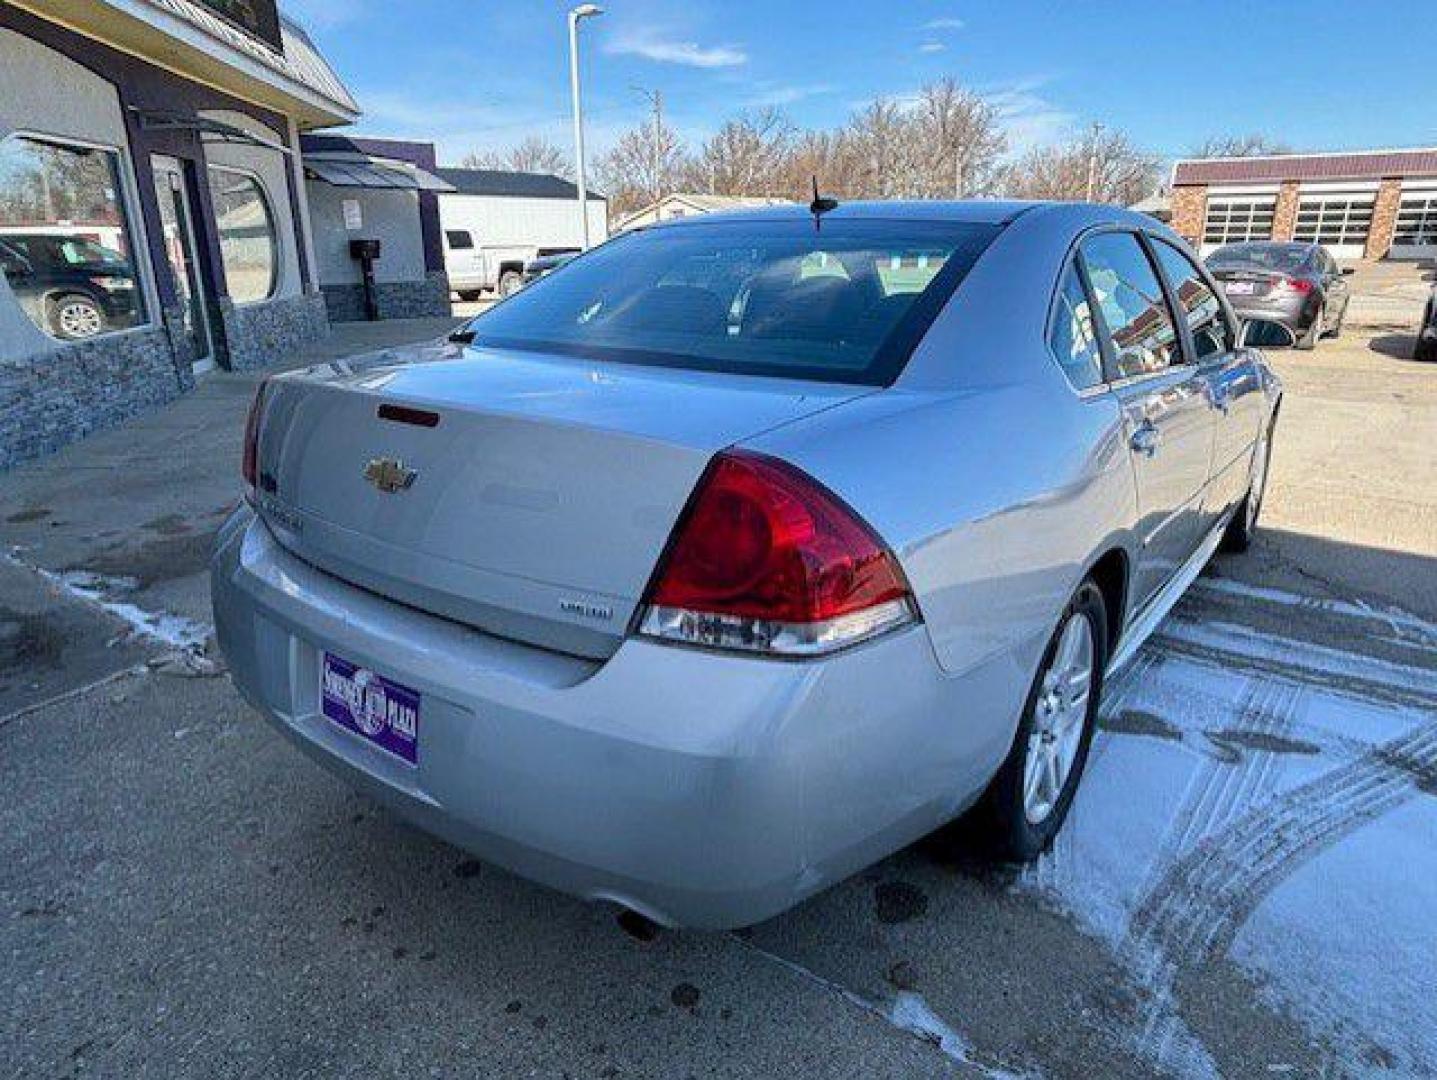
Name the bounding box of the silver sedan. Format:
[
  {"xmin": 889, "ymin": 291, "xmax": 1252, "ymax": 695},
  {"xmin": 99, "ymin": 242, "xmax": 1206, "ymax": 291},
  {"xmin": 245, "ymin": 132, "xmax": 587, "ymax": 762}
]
[{"xmin": 211, "ymin": 201, "xmax": 1282, "ymax": 928}]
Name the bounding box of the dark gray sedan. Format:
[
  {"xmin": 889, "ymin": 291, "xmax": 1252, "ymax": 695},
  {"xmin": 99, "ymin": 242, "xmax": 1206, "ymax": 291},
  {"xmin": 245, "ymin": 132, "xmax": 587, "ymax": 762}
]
[{"xmin": 1206, "ymin": 241, "xmax": 1352, "ymax": 350}]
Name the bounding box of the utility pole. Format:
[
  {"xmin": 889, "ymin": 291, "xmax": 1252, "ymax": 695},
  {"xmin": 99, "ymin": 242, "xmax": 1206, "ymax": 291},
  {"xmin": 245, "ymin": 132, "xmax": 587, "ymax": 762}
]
[
  {"xmin": 1085, "ymin": 122, "xmax": 1104, "ymax": 203},
  {"xmin": 633, "ymin": 87, "xmax": 664, "ymax": 202}
]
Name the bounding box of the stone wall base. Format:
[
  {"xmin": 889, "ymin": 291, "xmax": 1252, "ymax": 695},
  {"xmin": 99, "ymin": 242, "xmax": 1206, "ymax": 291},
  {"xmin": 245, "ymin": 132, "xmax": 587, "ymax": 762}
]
[
  {"xmin": 1, "ymin": 325, "xmax": 186, "ymax": 469},
  {"xmin": 219, "ymin": 291, "xmax": 330, "ymax": 372},
  {"xmin": 322, "ymin": 272, "xmax": 452, "ymax": 323}
]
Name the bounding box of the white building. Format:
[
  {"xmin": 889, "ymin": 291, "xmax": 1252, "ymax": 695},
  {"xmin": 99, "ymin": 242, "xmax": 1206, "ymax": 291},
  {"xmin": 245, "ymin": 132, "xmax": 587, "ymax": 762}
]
[{"xmin": 615, "ymin": 193, "xmax": 795, "ymax": 232}]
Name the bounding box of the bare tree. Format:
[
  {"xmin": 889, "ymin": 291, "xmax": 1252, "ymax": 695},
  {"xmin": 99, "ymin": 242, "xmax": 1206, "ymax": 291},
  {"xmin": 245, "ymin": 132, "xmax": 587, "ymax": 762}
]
[
  {"xmin": 840, "ymin": 101, "xmax": 927, "ymax": 199},
  {"xmin": 1006, "ymin": 128, "xmax": 1160, "ymax": 206},
  {"xmin": 912, "ymin": 78, "xmax": 1007, "ymax": 197},
  {"xmin": 684, "ymin": 109, "xmax": 793, "ymax": 197},
  {"xmin": 1191, "ymin": 133, "xmax": 1293, "ymax": 159},
  {"xmin": 460, "ymin": 136, "xmax": 572, "ymax": 179},
  {"xmin": 594, "ymin": 114, "xmax": 687, "ymax": 217}
]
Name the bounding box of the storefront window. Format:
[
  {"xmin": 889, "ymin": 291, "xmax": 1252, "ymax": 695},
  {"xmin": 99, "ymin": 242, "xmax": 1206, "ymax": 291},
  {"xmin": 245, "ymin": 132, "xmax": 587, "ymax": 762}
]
[
  {"xmin": 207, "ymin": 166, "xmax": 277, "ymax": 303},
  {"xmin": 0, "ymin": 136, "xmax": 147, "ymax": 340}
]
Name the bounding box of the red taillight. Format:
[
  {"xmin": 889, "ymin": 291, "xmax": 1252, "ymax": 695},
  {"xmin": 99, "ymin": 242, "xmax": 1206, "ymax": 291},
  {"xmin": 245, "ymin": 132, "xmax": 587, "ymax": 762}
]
[
  {"xmin": 639, "ymin": 451, "xmax": 914, "ymax": 655},
  {"xmin": 241, "ymin": 378, "xmax": 271, "ymax": 490},
  {"xmin": 1278, "ymin": 277, "xmax": 1313, "ymax": 294}
]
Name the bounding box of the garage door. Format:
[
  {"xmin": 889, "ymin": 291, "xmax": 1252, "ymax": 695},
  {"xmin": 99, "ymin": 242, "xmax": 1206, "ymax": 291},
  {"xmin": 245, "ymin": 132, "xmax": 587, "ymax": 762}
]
[
  {"xmin": 1293, "ymin": 187, "xmax": 1375, "ymax": 259},
  {"xmin": 1200, "ymin": 191, "xmax": 1277, "ymax": 256},
  {"xmin": 1389, "ymin": 184, "xmax": 1437, "ymax": 260}
]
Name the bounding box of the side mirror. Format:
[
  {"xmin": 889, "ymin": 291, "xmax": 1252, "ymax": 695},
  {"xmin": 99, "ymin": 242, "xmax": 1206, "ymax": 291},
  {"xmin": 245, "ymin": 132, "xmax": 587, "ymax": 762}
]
[
  {"xmin": 1340, "ymin": 266, "xmax": 1355, "ymax": 276},
  {"xmin": 1240, "ymin": 318, "xmax": 1296, "ymax": 349}
]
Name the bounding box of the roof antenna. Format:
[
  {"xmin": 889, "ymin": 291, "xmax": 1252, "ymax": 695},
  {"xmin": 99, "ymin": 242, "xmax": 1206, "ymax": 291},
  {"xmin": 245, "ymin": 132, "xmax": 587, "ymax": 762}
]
[{"xmin": 809, "ymin": 175, "xmax": 838, "ymax": 226}]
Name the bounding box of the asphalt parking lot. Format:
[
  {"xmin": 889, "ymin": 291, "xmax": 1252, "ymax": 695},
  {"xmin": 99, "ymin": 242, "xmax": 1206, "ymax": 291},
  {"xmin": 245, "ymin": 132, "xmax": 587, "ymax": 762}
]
[{"xmin": 3, "ymin": 324, "xmax": 1435, "ymax": 1078}]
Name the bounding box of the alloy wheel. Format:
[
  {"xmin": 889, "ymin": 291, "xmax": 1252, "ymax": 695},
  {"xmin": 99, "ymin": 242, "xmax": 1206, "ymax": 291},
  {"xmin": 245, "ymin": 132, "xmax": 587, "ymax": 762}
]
[
  {"xmin": 57, "ymin": 299, "xmax": 103, "ymax": 338},
  {"xmin": 1023, "ymin": 611, "xmax": 1095, "ymax": 824}
]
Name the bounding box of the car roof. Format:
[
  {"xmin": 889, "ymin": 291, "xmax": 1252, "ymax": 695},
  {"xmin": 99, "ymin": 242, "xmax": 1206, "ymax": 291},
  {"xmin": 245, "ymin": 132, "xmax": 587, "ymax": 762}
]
[{"xmin": 643, "ymin": 199, "xmax": 1049, "ymax": 229}]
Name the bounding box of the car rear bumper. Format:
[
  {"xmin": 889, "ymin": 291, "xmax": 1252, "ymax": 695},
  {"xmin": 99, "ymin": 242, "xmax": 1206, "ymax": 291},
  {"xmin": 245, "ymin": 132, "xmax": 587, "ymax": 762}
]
[
  {"xmin": 211, "ymin": 507, "xmax": 1012, "ymax": 928},
  {"xmin": 1225, "ymin": 292, "xmax": 1316, "ymax": 330}
]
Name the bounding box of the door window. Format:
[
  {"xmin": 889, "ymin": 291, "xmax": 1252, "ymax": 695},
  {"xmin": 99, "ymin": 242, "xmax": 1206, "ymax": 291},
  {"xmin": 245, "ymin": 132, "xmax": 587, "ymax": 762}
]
[
  {"xmin": 445, "ymin": 230, "xmax": 474, "ymax": 250},
  {"xmin": 1080, "ymin": 232, "xmax": 1181, "ymax": 379},
  {"xmin": 1150, "ymin": 238, "xmax": 1233, "ymax": 360},
  {"xmin": 1047, "ymin": 264, "xmax": 1104, "ymax": 390}
]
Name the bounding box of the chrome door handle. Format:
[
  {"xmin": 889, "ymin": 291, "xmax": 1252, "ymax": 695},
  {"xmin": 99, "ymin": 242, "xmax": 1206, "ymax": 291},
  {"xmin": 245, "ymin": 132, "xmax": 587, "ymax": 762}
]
[{"xmin": 1129, "ymin": 421, "xmax": 1160, "ymax": 457}]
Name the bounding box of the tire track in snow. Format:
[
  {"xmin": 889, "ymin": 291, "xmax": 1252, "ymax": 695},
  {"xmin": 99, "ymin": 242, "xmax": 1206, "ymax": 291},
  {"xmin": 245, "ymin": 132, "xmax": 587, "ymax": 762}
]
[{"xmin": 1125, "ymin": 718, "xmax": 1437, "ymax": 1075}]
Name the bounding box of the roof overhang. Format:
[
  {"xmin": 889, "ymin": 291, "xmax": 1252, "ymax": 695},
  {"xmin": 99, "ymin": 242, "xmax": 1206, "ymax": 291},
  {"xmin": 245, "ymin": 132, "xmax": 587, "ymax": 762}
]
[
  {"xmin": 10, "ymin": 0, "xmax": 361, "ymax": 129},
  {"xmin": 304, "ymin": 152, "xmax": 454, "ymax": 192}
]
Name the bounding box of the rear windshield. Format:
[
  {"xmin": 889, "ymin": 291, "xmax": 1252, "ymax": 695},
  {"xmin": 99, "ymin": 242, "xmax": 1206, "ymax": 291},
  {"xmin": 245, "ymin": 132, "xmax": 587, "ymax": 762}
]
[
  {"xmin": 462, "ymin": 217, "xmax": 1002, "ymax": 385},
  {"xmin": 1207, "ymin": 243, "xmax": 1310, "ymax": 272}
]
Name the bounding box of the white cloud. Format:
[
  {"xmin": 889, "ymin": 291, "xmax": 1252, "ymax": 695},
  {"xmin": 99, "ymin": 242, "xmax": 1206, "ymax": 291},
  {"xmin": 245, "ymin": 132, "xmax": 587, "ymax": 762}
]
[
  {"xmin": 981, "ymin": 78, "xmax": 1076, "ymax": 155},
  {"xmin": 606, "ymin": 31, "xmax": 747, "ymax": 68},
  {"xmin": 923, "ymin": 17, "xmax": 966, "ymax": 31},
  {"xmin": 283, "ymin": 0, "xmax": 367, "ymax": 30},
  {"xmin": 742, "ymin": 83, "xmax": 837, "ymax": 108},
  {"xmin": 918, "ymin": 41, "xmax": 946, "ymax": 54}
]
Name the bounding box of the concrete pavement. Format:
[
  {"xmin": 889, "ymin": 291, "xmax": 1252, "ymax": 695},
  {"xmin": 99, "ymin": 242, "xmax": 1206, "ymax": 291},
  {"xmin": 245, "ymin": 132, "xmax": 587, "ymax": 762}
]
[{"xmin": 2, "ymin": 322, "xmax": 1435, "ymax": 1078}]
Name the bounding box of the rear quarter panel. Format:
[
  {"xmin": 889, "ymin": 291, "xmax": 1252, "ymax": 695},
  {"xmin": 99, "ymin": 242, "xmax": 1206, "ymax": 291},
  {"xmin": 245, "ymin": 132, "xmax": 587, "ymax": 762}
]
[{"xmin": 747, "ymin": 377, "xmax": 1135, "ymax": 682}]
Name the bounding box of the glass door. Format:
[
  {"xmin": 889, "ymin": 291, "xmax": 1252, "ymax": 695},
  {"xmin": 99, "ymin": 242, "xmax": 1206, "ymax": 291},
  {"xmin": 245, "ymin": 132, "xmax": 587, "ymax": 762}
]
[{"xmin": 151, "ymin": 155, "xmax": 214, "ymax": 371}]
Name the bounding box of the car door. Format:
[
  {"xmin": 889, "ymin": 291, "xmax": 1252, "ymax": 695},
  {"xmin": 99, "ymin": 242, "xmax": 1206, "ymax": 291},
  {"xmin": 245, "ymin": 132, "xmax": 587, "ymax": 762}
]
[
  {"xmin": 1148, "ymin": 236, "xmax": 1263, "ymax": 527},
  {"xmin": 443, "ymin": 229, "xmax": 485, "ymax": 290},
  {"xmin": 1080, "ymin": 230, "xmax": 1217, "ymax": 609}
]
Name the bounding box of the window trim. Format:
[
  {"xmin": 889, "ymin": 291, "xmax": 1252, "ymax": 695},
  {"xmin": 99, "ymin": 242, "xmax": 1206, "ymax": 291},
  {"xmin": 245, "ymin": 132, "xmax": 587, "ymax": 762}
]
[
  {"xmin": 1140, "ymin": 231, "xmax": 1239, "ymax": 367},
  {"xmin": 1068, "ymin": 225, "xmax": 1192, "ymax": 392},
  {"xmin": 0, "ymin": 129, "xmax": 158, "ymax": 340},
  {"xmin": 206, "ymin": 162, "xmax": 280, "ymax": 304}
]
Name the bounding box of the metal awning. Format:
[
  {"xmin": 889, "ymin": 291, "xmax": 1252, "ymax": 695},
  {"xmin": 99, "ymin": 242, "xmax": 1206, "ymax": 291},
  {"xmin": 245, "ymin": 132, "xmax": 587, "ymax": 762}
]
[
  {"xmin": 303, "ymin": 155, "xmax": 455, "ymax": 193},
  {"xmin": 131, "ymin": 108, "xmax": 291, "ymax": 154}
]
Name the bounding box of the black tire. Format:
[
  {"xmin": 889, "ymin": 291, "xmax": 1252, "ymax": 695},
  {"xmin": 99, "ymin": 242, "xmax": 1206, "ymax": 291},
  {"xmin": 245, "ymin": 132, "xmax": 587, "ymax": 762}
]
[
  {"xmin": 497, "ymin": 270, "xmax": 523, "ymax": 298},
  {"xmin": 1416, "ymin": 336, "xmax": 1437, "ymax": 363},
  {"xmin": 47, "ymin": 293, "xmax": 105, "ymax": 339},
  {"xmin": 974, "ymin": 581, "xmax": 1108, "ymax": 862},
  {"xmin": 1222, "ymin": 418, "xmax": 1275, "ymax": 553},
  {"xmin": 456, "ymin": 289, "xmax": 483, "ymax": 302},
  {"xmin": 1295, "ymin": 305, "xmax": 1323, "ymax": 350}
]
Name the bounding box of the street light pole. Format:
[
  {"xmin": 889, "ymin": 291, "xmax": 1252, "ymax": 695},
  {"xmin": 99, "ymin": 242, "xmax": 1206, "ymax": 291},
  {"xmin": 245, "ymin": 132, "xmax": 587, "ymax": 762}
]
[{"xmin": 568, "ymin": 4, "xmax": 603, "ymax": 249}]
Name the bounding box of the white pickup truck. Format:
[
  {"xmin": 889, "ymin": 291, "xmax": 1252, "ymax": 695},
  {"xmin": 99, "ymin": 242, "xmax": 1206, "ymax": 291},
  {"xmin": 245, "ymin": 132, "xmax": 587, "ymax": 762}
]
[
  {"xmin": 437, "ymin": 168, "xmax": 608, "ymax": 300},
  {"xmin": 443, "ymin": 231, "xmax": 575, "ymax": 300}
]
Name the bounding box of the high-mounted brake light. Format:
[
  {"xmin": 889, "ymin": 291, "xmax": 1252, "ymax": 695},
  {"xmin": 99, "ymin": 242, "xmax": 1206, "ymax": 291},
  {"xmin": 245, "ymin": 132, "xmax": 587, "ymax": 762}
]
[
  {"xmin": 241, "ymin": 377, "xmax": 271, "ymax": 490},
  {"xmin": 638, "ymin": 451, "xmax": 916, "ymax": 656}
]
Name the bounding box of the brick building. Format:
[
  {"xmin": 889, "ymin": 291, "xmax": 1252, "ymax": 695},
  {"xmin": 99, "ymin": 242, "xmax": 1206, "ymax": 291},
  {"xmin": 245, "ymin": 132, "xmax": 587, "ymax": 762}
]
[{"xmin": 1169, "ymin": 148, "xmax": 1437, "ymax": 262}]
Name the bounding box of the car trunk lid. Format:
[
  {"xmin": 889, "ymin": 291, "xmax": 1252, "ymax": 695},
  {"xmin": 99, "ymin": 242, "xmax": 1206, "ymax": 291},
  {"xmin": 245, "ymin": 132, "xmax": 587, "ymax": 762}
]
[{"xmin": 254, "ymin": 342, "xmax": 872, "ymax": 658}]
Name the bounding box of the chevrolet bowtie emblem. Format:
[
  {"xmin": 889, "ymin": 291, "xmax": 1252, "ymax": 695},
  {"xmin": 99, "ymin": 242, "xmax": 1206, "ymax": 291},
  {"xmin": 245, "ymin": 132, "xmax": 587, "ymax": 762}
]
[{"xmin": 363, "ymin": 457, "xmax": 417, "ymax": 494}]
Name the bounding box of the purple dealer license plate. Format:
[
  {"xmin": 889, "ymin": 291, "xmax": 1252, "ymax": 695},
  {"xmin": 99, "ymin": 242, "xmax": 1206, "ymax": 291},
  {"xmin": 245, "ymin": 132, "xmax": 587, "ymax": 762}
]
[{"xmin": 320, "ymin": 652, "xmax": 421, "ymax": 764}]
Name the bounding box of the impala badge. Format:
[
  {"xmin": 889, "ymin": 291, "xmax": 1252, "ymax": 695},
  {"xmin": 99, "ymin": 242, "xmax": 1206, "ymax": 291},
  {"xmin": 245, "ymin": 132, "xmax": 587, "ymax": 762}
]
[{"xmin": 363, "ymin": 457, "xmax": 417, "ymax": 494}]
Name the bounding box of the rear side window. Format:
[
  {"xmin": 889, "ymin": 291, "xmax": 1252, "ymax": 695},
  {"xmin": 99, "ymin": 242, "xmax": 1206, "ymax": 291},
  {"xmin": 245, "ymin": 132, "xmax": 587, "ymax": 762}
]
[
  {"xmin": 445, "ymin": 230, "xmax": 473, "ymax": 250},
  {"xmin": 465, "ymin": 218, "xmax": 1002, "ymax": 386},
  {"xmin": 1151, "ymin": 238, "xmax": 1233, "ymax": 360},
  {"xmin": 1048, "ymin": 265, "xmax": 1104, "ymax": 390},
  {"xmin": 1080, "ymin": 232, "xmax": 1181, "ymax": 379}
]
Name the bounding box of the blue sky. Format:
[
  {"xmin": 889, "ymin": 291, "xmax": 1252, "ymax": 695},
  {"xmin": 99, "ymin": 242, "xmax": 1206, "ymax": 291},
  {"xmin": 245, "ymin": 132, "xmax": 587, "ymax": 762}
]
[{"xmin": 287, "ymin": 0, "xmax": 1437, "ymax": 167}]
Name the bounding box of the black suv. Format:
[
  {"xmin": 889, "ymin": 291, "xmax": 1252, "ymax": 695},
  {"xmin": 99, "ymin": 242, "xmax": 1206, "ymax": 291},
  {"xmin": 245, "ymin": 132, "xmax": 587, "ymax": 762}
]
[{"xmin": 0, "ymin": 232, "xmax": 141, "ymax": 340}]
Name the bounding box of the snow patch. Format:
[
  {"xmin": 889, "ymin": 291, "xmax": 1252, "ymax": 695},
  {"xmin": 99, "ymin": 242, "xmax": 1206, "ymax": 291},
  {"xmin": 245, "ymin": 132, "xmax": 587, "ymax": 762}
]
[{"xmin": 3, "ymin": 554, "xmax": 212, "ymax": 651}]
